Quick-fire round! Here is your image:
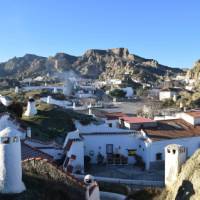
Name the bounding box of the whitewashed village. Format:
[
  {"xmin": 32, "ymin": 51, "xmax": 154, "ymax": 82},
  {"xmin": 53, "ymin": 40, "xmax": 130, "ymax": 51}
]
[
  {"xmin": 1, "ymin": 64, "xmax": 200, "ymax": 200},
  {"xmin": 1, "ymin": 1, "xmax": 200, "ymax": 199}
]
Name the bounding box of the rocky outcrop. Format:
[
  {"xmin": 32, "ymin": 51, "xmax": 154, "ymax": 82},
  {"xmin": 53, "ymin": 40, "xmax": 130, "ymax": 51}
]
[
  {"xmin": 0, "ymin": 48, "xmax": 182, "ymax": 83},
  {"xmin": 186, "ymin": 60, "xmax": 200, "ymax": 80},
  {"xmin": 159, "ymin": 149, "xmax": 200, "ymax": 200}
]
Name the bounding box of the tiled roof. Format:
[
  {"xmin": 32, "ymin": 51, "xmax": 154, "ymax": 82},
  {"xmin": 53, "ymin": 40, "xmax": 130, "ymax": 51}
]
[
  {"xmin": 21, "ymin": 142, "xmax": 53, "ymax": 160},
  {"xmin": 81, "ymin": 131, "xmax": 134, "ymax": 135},
  {"xmin": 120, "ymin": 116, "xmax": 155, "ymax": 124},
  {"xmin": 143, "ymin": 118, "xmax": 200, "ymax": 141},
  {"xmin": 185, "ymin": 111, "xmax": 200, "ymax": 118}
]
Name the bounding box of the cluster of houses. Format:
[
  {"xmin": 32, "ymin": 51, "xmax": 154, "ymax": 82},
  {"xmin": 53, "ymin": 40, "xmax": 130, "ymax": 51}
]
[
  {"xmin": 1, "ymin": 74, "xmax": 200, "ymax": 196},
  {"xmin": 62, "ymin": 108, "xmax": 200, "ymax": 176}
]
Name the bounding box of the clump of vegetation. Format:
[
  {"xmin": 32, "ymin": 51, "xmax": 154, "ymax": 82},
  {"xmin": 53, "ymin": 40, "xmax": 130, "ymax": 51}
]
[
  {"xmin": 126, "ymin": 188, "xmax": 162, "ymax": 200},
  {"xmin": 22, "ymin": 103, "xmax": 75, "ymax": 141},
  {"xmin": 161, "ymin": 99, "xmax": 175, "ymax": 108},
  {"xmin": 109, "ymin": 89, "xmax": 126, "ymax": 98},
  {"xmin": 176, "ymin": 90, "xmax": 200, "ymax": 109},
  {"xmin": 22, "ymin": 103, "xmax": 94, "ymax": 141}
]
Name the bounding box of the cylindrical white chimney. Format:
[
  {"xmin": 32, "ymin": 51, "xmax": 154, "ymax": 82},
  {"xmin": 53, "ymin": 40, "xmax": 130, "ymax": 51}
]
[
  {"xmin": 24, "ymin": 98, "xmax": 37, "ymax": 117},
  {"xmin": 84, "ymin": 174, "xmax": 100, "ymax": 200},
  {"xmin": 47, "ymin": 96, "xmax": 52, "ymax": 104},
  {"xmin": 53, "ymin": 87, "xmax": 58, "ymax": 94},
  {"xmin": 0, "ymin": 127, "xmax": 26, "ymax": 193},
  {"xmin": 27, "ymin": 127, "xmax": 31, "ymax": 138},
  {"xmin": 15, "ymin": 86, "xmax": 19, "ymax": 94}
]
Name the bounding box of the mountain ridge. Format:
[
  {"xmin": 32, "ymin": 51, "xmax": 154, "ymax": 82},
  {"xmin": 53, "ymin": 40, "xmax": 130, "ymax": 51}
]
[{"xmin": 0, "ymin": 48, "xmax": 182, "ymax": 82}]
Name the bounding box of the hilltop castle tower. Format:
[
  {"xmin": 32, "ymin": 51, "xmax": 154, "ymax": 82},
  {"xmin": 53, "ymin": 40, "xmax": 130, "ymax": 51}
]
[
  {"xmin": 165, "ymin": 144, "xmax": 186, "ymax": 188},
  {"xmin": 24, "ymin": 97, "xmax": 37, "ymax": 117},
  {"xmin": 0, "ymin": 127, "xmax": 26, "ymax": 193}
]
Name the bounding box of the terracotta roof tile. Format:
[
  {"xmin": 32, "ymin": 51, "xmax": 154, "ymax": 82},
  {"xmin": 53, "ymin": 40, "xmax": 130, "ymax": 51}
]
[
  {"xmin": 120, "ymin": 116, "xmax": 155, "ymax": 124},
  {"xmin": 21, "ymin": 142, "xmax": 53, "ymax": 160},
  {"xmin": 143, "ymin": 118, "xmax": 200, "ymax": 141},
  {"xmin": 186, "ymin": 111, "xmax": 200, "ymax": 118}
]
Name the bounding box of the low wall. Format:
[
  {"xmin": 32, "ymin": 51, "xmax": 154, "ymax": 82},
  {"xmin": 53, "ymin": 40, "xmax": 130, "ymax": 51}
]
[
  {"xmin": 100, "ymin": 191, "xmax": 126, "ymax": 200},
  {"xmin": 75, "ymin": 174, "xmax": 164, "ymax": 187}
]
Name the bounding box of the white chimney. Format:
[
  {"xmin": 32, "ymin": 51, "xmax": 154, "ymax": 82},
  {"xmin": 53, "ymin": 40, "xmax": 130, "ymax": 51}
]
[
  {"xmin": 27, "ymin": 127, "xmax": 31, "ymax": 138},
  {"xmin": 53, "ymin": 87, "xmax": 58, "ymax": 94},
  {"xmin": 24, "ymin": 98, "xmax": 37, "ymax": 117},
  {"xmin": 0, "ymin": 127, "xmax": 26, "ymax": 193},
  {"xmin": 15, "ymin": 86, "xmax": 19, "ymax": 94},
  {"xmin": 84, "ymin": 175, "xmax": 100, "ymax": 200},
  {"xmin": 88, "ymin": 108, "xmax": 92, "ymax": 116},
  {"xmin": 165, "ymin": 144, "xmax": 186, "ymax": 189},
  {"xmin": 47, "ymin": 96, "xmax": 52, "ymax": 104},
  {"xmin": 73, "ymin": 102, "xmax": 76, "ymax": 109}
]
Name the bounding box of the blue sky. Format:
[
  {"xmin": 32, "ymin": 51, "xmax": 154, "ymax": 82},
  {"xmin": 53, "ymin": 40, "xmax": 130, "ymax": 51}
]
[{"xmin": 0, "ymin": 0, "xmax": 200, "ymax": 68}]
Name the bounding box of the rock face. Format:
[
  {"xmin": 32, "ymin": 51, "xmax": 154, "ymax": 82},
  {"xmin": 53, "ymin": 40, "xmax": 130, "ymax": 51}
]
[
  {"xmin": 0, "ymin": 48, "xmax": 182, "ymax": 83},
  {"xmin": 159, "ymin": 149, "xmax": 200, "ymax": 200},
  {"xmin": 186, "ymin": 60, "xmax": 200, "ymax": 80}
]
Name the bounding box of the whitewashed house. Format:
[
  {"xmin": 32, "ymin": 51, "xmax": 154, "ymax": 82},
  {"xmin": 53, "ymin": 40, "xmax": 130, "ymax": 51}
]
[
  {"xmin": 63, "ymin": 109, "xmax": 200, "ymax": 173},
  {"xmin": 159, "ymin": 88, "xmax": 180, "ymax": 101},
  {"xmin": 63, "ymin": 122, "xmax": 139, "ymax": 173},
  {"xmin": 139, "ymin": 110, "xmax": 200, "ymax": 170}
]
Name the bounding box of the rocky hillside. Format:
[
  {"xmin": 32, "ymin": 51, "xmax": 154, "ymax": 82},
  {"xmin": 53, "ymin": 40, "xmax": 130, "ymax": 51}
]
[
  {"xmin": 0, "ymin": 48, "xmax": 182, "ymax": 82},
  {"xmin": 186, "ymin": 59, "xmax": 200, "ymax": 80},
  {"xmin": 158, "ymin": 149, "xmax": 200, "ymax": 200}
]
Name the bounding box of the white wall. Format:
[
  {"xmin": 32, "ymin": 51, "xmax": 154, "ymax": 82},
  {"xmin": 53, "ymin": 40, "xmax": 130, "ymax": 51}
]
[
  {"xmin": 145, "ymin": 136, "xmax": 200, "ymax": 169},
  {"xmin": 159, "ymin": 91, "xmax": 176, "ymax": 101},
  {"xmin": 67, "ymin": 141, "xmax": 84, "ymax": 173},
  {"xmin": 83, "ymin": 134, "xmax": 139, "ymax": 164},
  {"xmin": 180, "ymin": 113, "xmax": 195, "ymax": 125},
  {"xmin": 105, "ymin": 119, "xmax": 119, "ymax": 128}
]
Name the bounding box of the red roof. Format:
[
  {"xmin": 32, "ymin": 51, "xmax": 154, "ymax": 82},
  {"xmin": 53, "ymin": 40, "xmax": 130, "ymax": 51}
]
[
  {"xmin": 186, "ymin": 111, "xmax": 200, "ymax": 118},
  {"xmin": 120, "ymin": 116, "xmax": 155, "ymax": 124}
]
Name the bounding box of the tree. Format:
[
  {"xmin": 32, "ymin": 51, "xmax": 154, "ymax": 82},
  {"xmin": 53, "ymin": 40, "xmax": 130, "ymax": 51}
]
[{"xmin": 109, "ymin": 89, "xmax": 126, "ymax": 98}]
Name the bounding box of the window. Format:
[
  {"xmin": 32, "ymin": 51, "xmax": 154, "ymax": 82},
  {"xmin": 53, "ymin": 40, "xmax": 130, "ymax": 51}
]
[
  {"xmin": 13, "ymin": 137, "xmax": 18, "ymax": 143},
  {"xmin": 139, "ymin": 145, "xmax": 141, "ymax": 148},
  {"xmin": 108, "ymin": 123, "xmax": 112, "ymax": 127},
  {"xmin": 173, "ymin": 149, "xmax": 176, "ymax": 154},
  {"xmin": 167, "ymin": 149, "xmax": 171, "ymax": 153},
  {"xmin": 1, "ymin": 137, "xmax": 10, "ymax": 144},
  {"xmin": 156, "ymin": 153, "xmax": 162, "ymax": 161},
  {"xmin": 106, "ymin": 144, "xmax": 113, "ymax": 154}
]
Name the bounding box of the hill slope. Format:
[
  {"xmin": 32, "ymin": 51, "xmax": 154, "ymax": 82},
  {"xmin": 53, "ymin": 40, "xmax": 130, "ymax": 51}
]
[{"xmin": 0, "ymin": 48, "xmax": 182, "ymax": 83}]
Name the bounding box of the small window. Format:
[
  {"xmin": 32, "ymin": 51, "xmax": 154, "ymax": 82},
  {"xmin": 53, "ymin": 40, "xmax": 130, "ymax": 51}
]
[
  {"xmin": 156, "ymin": 153, "xmax": 162, "ymax": 161},
  {"xmin": 139, "ymin": 145, "xmax": 141, "ymax": 148},
  {"xmin": 167, "ymin": 149, "xmax": 171, "ymax": 153},
  {"xmin": 173, "ymin": 149, "xmax": 176, "ymax": 154},
  {"xmin": 2, "ymin": 137, "xmax": 10, "ymax": 144},
  {"xmin": 108, "ymin": 123, "xmax": 112, "ymax": 127},
  {"xmin": 13, "ymin": 137, "xmax": 19, "ymax": 143}
]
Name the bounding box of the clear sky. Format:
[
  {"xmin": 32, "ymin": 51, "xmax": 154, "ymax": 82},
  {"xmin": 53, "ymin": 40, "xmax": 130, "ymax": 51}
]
[{"xmin": 0, "ymin": 0, "xmax": 200, "ymax": 68}]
